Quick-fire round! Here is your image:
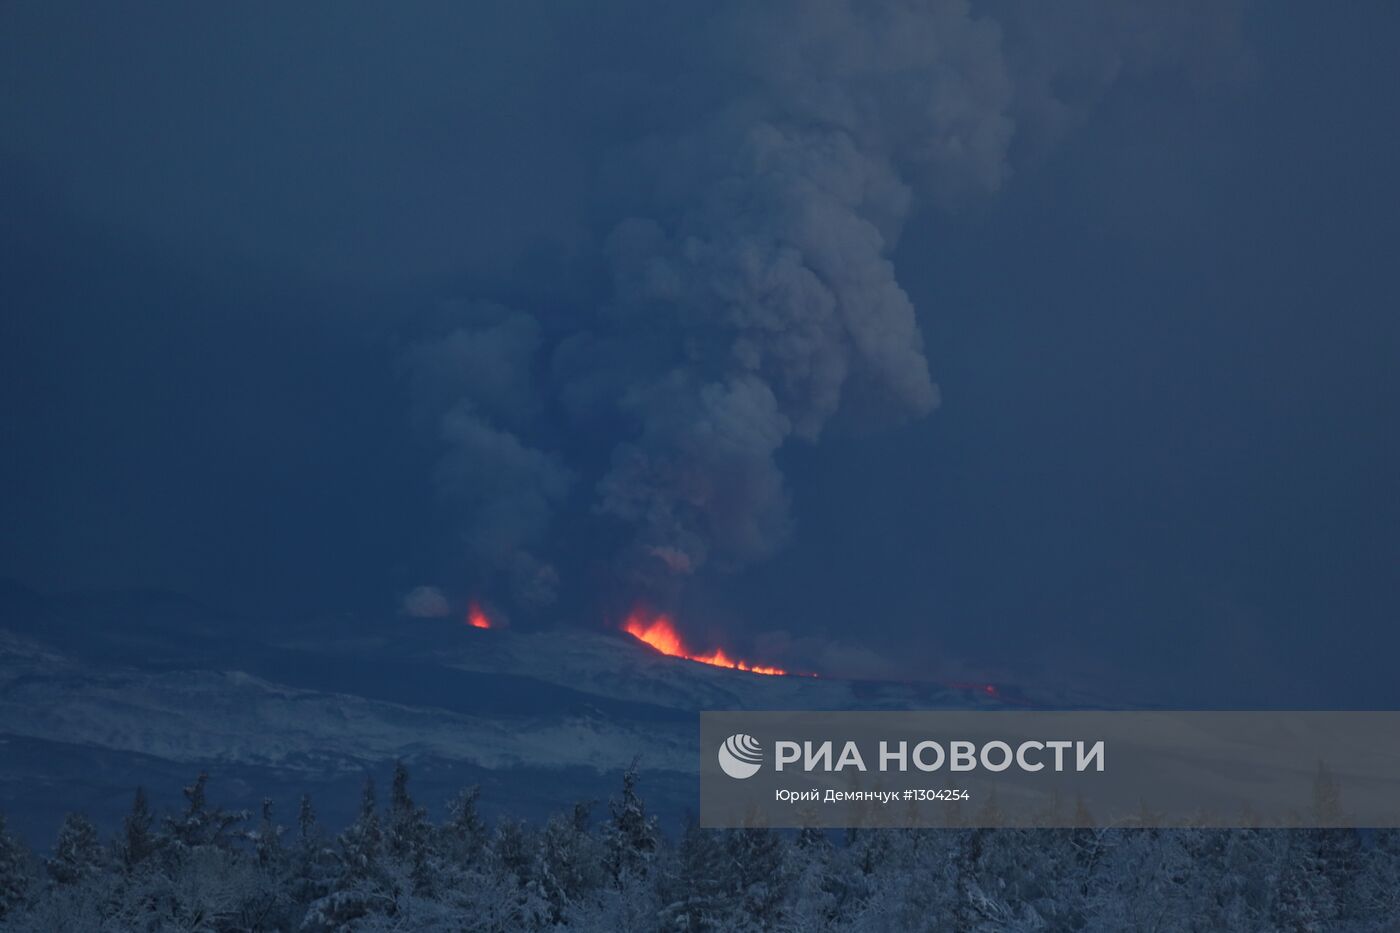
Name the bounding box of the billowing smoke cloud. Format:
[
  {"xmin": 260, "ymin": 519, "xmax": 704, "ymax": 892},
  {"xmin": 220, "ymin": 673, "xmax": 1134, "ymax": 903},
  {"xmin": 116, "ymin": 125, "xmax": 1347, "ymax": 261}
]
[
  {"xmin": 409, "ymin": 0, "xmax": 1244, "ymax": 610},
  {"xmin": 401, "ymin": 585, "xmax": 450, "ymax": 619},
  {"xmin": 406, "ymin": 303, "xmax": 574, "ymax": 606}
]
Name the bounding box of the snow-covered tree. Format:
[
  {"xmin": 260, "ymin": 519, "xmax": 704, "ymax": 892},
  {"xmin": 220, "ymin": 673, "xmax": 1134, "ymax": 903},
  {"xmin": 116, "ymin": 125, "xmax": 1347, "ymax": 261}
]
[
  {"xmin": 727, "ymin": 826, "xmax": 789, "ymax": 928},
  {"xmin": 0, "ymin": 813, "xmax": 31, "ymax": 920},
  {"xmin": 251, "ymin": 797, "xmax": 285, "ymax": 868},
  {"xmin": 783, "ymin": 832, "xmax": 843, "ymax": 932},
  {"xmin": 1083, "ymin": 829, "xmax": 1205, "ymax": 932},
  {"xmin": 163, "ymin": 771, "xmax": 247, "ymax": 852},
  {"xmin": 490, "ymin": 818, "xmax": 536, "ymax": 885},
  {"xmin": 657, "ymin": 821, "xmax": 729, "ymax": 931},
  {"xmin": 385, "ymin": 760, "xmax": 435, "ymax": 898},
  {"xmin": 6, "ymin": 769, "xmax": 1400, "ymax": 931},
  {"xmin": 45, "ymin": 813, "xmax": 104, "ymax": 886},
  {"xmin": 531, "ymin": 802, "xmax": 602, "ymax": 923},
  {"xmin": 119, "ymin": 786, "xmax": 158, "ymax": 872},
  {"xmin": 1269, "ymin": 828, "xmax": 1367, "ymax": 933},
  {"xmin": 604, "ymin": 760, "xmax": 658, "ymax": 883},
  {"xmin": 159, "ymin": 844, "xmax": 267, "ymax": 932},
  {"xmin": 1348, "ymin": 827, "xmax": 1400, "ymax": 927},
  {"xmin": 304, "ymin": 775, "xmax": 397, "ymax": 931},
  {"xmin": 569, "ymin": 863, "xmax": 657, "ymax": 933},
  {"xmin": 440, "ymin": 785, "xmax": 489, "ymax": 871},
  {"xmin": 297, "ymin": 793, "xmax": 317, "ymax": 844},
  {"xmin": 288, "ymin": 793, "xmax": 337, "ymax": 913},
  {"xmin": 340, "ymin": 776, "xmax": 383, "ymax": 881}
]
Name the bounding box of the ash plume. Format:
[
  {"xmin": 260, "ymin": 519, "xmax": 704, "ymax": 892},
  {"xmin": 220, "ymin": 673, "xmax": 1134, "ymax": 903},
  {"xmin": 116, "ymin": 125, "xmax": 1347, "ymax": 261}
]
[{"xmin": 408, "ymin": 0, "xmax": 1245, "ymax": 611}]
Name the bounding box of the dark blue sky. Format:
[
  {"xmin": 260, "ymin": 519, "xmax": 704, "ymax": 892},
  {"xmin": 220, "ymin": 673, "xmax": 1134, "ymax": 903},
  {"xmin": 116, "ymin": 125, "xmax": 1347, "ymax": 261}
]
[{"xmin": 3, "ymin": 2, "xmax": 1397, "ymax": 705}]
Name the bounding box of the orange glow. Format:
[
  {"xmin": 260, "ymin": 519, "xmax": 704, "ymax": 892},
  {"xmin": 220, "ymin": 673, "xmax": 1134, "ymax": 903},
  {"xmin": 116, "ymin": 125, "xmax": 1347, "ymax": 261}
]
[
  {"xmin": 467, "ymin": 602, "xmax": 493, "ymax": 629},
  {"xmin": 622, "ymin": 610, "xmax": 806, "ymax": 677}
]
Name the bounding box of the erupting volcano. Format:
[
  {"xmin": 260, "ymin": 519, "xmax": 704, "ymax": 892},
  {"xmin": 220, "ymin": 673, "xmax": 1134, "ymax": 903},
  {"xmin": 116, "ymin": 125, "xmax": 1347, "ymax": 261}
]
[
  {"xmin": 622, "ymin": 610, "xmax": 806, "ymax": 677},
  {"xmin": 467, "ymin": 602, "xmax": 493, "ymax": 629}
]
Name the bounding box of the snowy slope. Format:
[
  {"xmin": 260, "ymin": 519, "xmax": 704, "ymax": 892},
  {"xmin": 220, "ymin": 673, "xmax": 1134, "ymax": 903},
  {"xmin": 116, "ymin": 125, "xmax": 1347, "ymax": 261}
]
[
  {"xmin": 0, "ymin": 624, "xmax": 1009, "ymax": 778},
  {"xmin": 0, "ymin": 658, "xmax": 693, "ymax": 775},
  {"xmin": 287, "ymin": 624, "xmax": 1022, "ymax": 713},
  {"xmin": 0, "ymin": 584, "xmax": 1031, "ymax": 843}
]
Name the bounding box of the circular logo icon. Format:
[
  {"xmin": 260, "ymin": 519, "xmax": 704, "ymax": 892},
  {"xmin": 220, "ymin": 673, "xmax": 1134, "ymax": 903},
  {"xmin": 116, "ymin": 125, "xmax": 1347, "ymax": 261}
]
[{"xmin": 718, "ymin": 733, "xmax": 763, "ymax": 779}]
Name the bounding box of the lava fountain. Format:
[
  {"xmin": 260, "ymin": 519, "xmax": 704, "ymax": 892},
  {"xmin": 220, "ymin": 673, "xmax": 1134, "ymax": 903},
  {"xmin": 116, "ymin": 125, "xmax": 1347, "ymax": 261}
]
[
  {"xmin": 467, "ymin": 602, "xmax": 493, "ymax": 629},
  {"xmin": 622, "ymin": 609, "xmax": 807, "ymax": 676}
]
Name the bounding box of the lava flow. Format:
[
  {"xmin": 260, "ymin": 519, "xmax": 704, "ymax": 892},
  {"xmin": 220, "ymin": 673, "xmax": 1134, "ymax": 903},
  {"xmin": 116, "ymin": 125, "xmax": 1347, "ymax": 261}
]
[
  {"xmin": 467, "ymin": 602, "xmax": 493, "ymax": 629},
  {"xmin": 622, "ymin": 610, "xmax": 800, "ymax": 676}
]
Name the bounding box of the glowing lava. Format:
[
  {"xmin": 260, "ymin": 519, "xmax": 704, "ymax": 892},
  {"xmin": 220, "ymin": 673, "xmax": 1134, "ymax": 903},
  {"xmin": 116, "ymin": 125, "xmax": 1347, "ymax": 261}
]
[
  {"xmin": 467, "ymin": 602, "xmax": 493, "ymax": 629},
  {"xmin": 622, "ymin": 610, "xmax": 798, "ymax": 676}
]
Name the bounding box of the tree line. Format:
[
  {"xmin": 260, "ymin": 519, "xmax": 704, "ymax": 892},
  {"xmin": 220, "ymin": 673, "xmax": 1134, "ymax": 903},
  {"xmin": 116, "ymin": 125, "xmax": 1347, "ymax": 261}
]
[{"xmin": 1, "ymin": 762, "xmax": 1398, "ymax": 931}]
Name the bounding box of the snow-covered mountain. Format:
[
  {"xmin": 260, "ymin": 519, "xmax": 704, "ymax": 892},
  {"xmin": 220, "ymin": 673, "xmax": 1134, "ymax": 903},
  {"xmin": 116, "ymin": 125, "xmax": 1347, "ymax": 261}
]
[{"xmin": 0, "ymin": 582, "xmax": 1023, "ymax": 847}]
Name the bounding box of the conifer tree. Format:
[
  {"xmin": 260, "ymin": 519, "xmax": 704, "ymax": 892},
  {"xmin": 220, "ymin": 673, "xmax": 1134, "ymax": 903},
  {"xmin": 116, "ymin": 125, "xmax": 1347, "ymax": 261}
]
[
  {"xmin": 490, "ymin": 819, "xmax": 536, "ymax": 885},
  {"xmin": 532, "ymin": 802, "xmax": 600, "ymax": 923},
  {"xmin": 297, "ymin": 793, "xmax": 317, "ymax": 844},
  {"xmin": 163, "ymin": 771, "xmax": 246, "ymax": 850},
  {"xmin": 252, "ymin": 797, "xmax": 283, "ymax": 868},
  {"xmin": 728, "ymin": 825, "xmax": 789, "ymax": 926},
  {"xmin": 386, "ymin": 761, "xmax": 431, "ymax": 860},
  {"xmin": 0, "ymin": 813, "xmax": 30, "ymax": 921},
  {"xmin": 657, "ymin": 821, "xmax": 728, "ymax": 930},
  {"xmin": 304, "ymin": 777, "xmax": 392, "ymax": 932},
  {"xmin": 386, "ymin": 761, "xmax": 435, "ymax": 896},
  {"xmin": 289, "ymin": 792, "xmax": 334, "ymax": 910},
  {"xmin": 339, "ymin": 775, "xmax": 382, "ymax": 882},
  {"xmin": 45, "ymin": 812, "xmax": 104, "ymax": 886},
  {"xmin": 441, "ymin": 785, "xmax": 489, "ymax": 869},
  {"xmin": 604, "ymin": 760, "xmax": 658, "ymax": 882},
  {"xmin": 120, "ymin": 786, "xmax": 158, "ymax": 871}
]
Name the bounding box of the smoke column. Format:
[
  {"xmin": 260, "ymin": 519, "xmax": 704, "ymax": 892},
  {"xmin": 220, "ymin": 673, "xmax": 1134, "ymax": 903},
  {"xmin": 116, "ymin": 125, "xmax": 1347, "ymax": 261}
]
[{"xmin": 406, "ymin": 0, "xmax": 1245, "ymax": 616}]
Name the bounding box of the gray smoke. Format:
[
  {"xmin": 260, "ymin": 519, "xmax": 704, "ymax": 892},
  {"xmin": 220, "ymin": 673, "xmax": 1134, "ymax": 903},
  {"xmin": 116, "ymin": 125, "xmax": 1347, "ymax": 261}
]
[
  {"xmin": 409, "ymin": 0, "xmax": 1244, "ymax": 606},
  {"xmin": 578, "ymin": 0, "xmax": 1011, "ymax": 582},
  {"xmin": 406, "ymin": 303, "xmax": 575, "ymax": 605}
]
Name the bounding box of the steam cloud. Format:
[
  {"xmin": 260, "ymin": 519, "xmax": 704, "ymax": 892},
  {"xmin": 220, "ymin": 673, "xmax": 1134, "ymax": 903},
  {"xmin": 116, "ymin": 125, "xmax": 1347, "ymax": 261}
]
[
  {"xmin": 409, "ymin": 0, "xmax": 1244, "ymax": 611},
  {"xmin": 401, "ymin": 586, "xmax": 451, "ymax": 619}
]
